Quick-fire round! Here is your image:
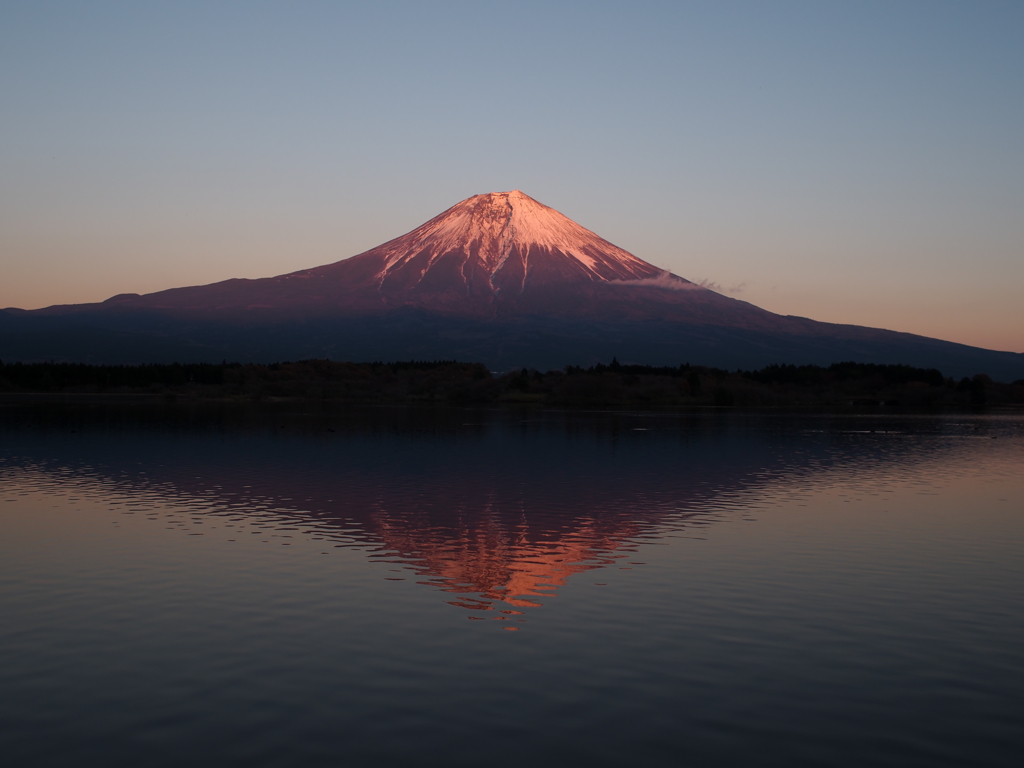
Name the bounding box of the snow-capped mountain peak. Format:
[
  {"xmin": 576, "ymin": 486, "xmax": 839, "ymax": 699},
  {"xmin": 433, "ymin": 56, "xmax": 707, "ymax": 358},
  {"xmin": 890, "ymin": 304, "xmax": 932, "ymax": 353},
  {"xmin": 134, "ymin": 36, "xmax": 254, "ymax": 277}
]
[{"xmin": 368, "ymin": 190, "xmax": 666, "ymax": 287}]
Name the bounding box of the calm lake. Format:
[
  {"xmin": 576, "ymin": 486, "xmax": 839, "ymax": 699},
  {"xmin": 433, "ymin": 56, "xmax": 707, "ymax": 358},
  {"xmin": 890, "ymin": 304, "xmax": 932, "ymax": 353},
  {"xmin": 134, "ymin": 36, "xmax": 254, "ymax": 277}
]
[{"xmin": 2, "ymin": 403, "xmax": 1022, "ymax": 767}]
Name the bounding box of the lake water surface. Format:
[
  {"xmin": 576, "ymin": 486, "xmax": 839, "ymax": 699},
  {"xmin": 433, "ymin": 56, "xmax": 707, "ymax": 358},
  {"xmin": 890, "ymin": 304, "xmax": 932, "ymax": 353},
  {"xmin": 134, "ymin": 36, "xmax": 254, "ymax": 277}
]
[{"xmin": 2, "ymin": 404, "xmax": 1022, "ymax": 767}]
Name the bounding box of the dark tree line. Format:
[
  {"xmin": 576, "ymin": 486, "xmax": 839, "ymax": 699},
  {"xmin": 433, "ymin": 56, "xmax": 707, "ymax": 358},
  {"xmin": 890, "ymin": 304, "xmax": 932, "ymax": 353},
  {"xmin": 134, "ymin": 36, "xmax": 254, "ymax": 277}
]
[
  {"xmin": 0, "ymin": 361, "xmax": 228, "ymax": 390},
  {"xmin": 742, "ymin": 362, "xmax": 946, "ymax": 388},
  {"xmin": 1, "ymin": 357, "xmax": 1021, "ymax": 408}
]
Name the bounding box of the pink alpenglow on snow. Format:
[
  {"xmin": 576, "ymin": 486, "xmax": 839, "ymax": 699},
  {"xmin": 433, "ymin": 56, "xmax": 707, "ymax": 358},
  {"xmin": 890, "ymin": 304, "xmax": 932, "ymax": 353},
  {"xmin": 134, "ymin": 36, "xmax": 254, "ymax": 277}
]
[{"xmin": 376, "ymin": 190, "xmax": 663, "ymax": 284}]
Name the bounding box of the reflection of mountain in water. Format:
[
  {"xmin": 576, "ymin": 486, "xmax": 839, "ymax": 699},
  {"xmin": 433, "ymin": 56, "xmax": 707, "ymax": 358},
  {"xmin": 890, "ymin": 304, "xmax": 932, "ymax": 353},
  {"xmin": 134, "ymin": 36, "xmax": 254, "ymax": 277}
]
[
  {"xmin": 377, "ymin": 508, "xmax": 647, "ymax": 610},
  {"xmin": 0, "ymin": 405, "xmax": 1001, "ymax": 614}
]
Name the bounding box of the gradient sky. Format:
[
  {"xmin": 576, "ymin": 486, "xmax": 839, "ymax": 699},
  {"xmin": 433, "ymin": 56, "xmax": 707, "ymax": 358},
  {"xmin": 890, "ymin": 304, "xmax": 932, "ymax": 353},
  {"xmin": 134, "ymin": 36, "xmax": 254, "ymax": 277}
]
[{"xmin": 2, "ymin": 1, "xmax": 1022, "ymax": 352}]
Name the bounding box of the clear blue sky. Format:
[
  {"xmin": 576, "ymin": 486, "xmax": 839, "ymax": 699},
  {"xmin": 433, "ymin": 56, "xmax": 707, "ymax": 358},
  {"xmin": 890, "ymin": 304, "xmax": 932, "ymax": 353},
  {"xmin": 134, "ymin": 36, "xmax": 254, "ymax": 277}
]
[{"xmin": 2, "ymin": 1, "xmax": 1022, "ymax": 351}]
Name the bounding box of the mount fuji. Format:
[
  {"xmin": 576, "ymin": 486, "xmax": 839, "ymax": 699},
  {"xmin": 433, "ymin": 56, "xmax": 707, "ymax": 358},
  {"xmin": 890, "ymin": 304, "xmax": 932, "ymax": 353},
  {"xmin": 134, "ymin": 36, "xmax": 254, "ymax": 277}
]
[{"xmin": 2, "ymin": 190, "xmax": 1022, "ymax": 379}]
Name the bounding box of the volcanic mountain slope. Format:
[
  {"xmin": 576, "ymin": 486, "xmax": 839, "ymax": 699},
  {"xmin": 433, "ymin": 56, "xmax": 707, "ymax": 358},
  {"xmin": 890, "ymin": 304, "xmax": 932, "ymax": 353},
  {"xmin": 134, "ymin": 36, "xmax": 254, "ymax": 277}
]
[
  {"xmin": 84, "ymin": 190, "xmax": 711, "ymax": 319},
  {"xmin": 352, "ymin": 188, "xmax": 667, "ymax": 313},
  {"xmin": 2, "ymin": 191, "xmax": 1023, "ymax": 379},
  {"xmin": 11, "ymin": 190, "xmax": 831, "ymax": 331}
]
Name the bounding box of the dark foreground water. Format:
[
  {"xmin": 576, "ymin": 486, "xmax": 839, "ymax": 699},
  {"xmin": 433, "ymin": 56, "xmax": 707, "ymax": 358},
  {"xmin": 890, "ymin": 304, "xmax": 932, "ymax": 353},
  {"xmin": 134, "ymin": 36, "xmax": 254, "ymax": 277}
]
[{"xmin": 1, "ymin": 403, "xmax": 1022, "ymax": 767}]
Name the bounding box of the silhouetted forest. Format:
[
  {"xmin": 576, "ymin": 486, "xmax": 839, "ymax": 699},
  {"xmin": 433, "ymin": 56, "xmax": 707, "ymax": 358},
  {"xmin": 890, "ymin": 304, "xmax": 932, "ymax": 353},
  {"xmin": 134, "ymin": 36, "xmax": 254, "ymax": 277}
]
[{"xmin": 1, "ymin": 358, "xmax": 1022, "ymax": 409}]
